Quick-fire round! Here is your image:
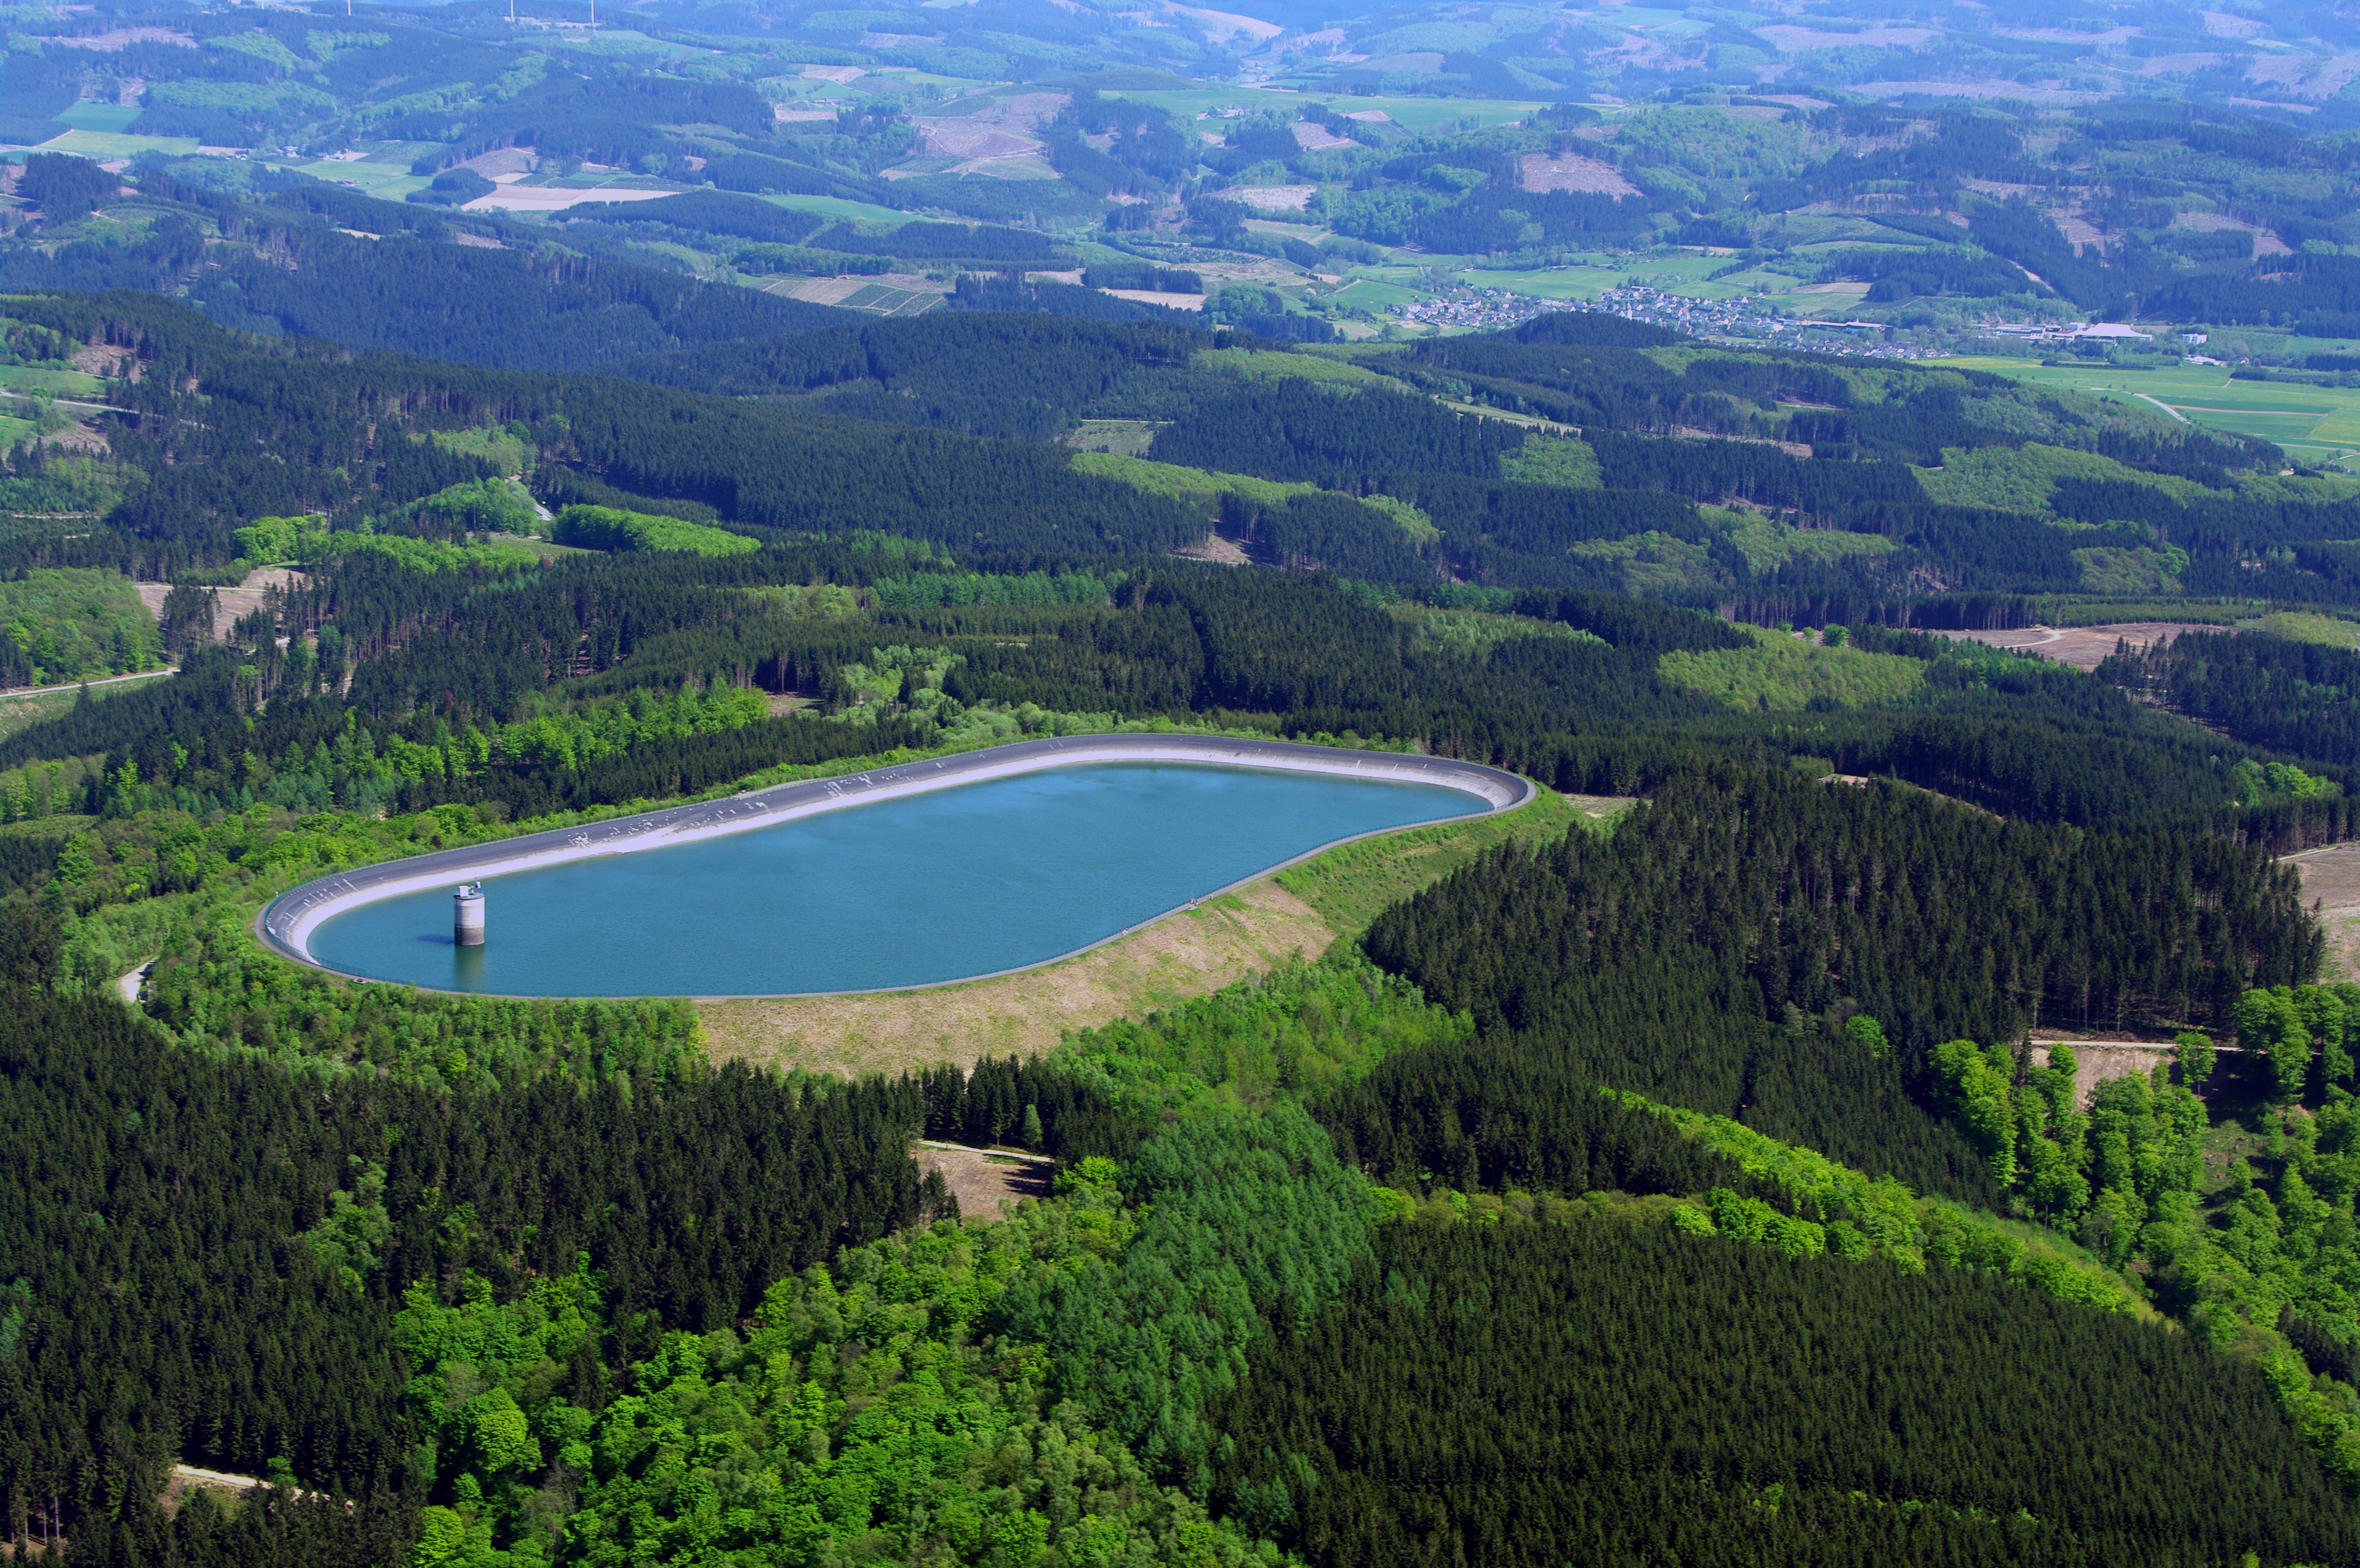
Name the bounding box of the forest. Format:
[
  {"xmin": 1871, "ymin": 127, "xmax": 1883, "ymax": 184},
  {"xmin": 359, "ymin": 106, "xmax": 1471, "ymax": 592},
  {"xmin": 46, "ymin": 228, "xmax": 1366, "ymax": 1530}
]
[
  {"xmin": 34, "ymin": 202, "xmax": 2360, "ymax": 623},
  {"xmin": 7, "ymin": 0, "xmax": 2360, "ymax": 376},
  {"xmin": 20, "ymin": 162, "xmax": 2360, "ymax": 618},
  {"xmin": 0, "ymin": 925, "xmax": 955, "ymax": 1561},
  {"xmin": 1210, "ymin": 1220, "xmax": 2359, "ymax": 1567}
]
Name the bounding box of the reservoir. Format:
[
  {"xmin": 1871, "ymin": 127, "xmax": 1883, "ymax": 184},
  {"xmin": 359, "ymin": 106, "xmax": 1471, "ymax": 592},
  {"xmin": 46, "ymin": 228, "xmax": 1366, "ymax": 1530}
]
[{"xmin": 301, "ymin": 760, "xmax": 1490, "ymax": 996}]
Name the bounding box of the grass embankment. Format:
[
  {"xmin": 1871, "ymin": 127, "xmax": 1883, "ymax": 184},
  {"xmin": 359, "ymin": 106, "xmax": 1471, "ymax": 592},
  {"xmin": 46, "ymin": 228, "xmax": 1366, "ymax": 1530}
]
[
  {"xmin": 1276, "ymin": 785, "xmax": 1617, "ymax": 937},
  {"xmin": 700, "ymin": 785, "xmax": 1620, "ymax": 1076},
  {"xmin": 698, "ymin": 878, "xmax": 1341, "ymax": 1077}
]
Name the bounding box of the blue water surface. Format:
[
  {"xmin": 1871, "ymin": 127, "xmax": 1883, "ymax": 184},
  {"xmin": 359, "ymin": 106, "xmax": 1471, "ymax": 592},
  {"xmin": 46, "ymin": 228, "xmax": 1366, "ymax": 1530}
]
[{"xmin": 304, "ymin": 761, "xmax": 1482, "ymax": 996}]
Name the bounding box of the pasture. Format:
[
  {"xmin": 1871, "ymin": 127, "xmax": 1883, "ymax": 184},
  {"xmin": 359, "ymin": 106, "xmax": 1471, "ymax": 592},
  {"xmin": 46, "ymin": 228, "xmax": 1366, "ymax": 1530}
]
[{"xmin": 1947, "ymin": 358, "xmax": 2360, "ymax": 465}]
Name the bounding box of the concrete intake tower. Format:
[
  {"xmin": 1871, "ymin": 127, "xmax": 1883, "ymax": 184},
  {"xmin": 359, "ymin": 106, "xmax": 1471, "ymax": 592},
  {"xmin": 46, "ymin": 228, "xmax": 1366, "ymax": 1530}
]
[{"xmin": 454, "ymin": 881, "xmax": 485, "ymax": 947}]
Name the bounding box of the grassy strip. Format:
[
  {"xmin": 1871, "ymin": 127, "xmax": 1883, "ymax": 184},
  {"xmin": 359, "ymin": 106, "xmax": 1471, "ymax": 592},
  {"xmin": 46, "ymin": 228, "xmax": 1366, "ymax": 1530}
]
[
  {"xmin": 1072, "ymin": 450, "xmax": 1435, "ymax": 541},
  {"xmin": 1191, "ymin": 346, "xmax": 1400, "ymax": 388},
  {"xmin": 2246, "ymin": 611, "xmax": 2360, "ymax": 648},
  {"xmin": 1073, "ymin": 450, "xmax": 1323, "ymax": 511}
]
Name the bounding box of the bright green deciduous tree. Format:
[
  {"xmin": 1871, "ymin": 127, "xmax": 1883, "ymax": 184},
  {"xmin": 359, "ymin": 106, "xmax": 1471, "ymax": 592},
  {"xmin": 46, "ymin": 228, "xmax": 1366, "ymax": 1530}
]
[
  {"xmin": 1931, "ymin": 1039, "xmax": 2018, "ymax": 1187},
  {"xmin": 300, "ymin": 1157, "xmax": 391, "ymax": 1296},
  {"xmin": 2175, "ymin": 1030, "xmax": 2218, "ymax": 1089},
  {"xmin": 1842, "ymin": 1013, "xmax": 1889, "ymax": 1059},
  {"xmin": 464, "ymin": 1388, "xmax": 538, "ymax": 1476},
  {"xmin": 2240, "ymin": 987, "xmax": 2316, "ymax": 1105}
]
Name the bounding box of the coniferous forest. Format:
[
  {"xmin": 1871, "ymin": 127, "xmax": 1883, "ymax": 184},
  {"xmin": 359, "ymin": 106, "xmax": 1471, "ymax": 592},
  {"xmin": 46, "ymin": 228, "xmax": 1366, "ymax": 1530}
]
[{"xmin": 21, "ymin": 103, "xmax": 2360, "ymax": 1568}]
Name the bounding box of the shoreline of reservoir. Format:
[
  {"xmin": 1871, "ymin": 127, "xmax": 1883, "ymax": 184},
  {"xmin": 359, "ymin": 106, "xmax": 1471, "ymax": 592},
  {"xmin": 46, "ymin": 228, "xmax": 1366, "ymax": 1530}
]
[{"xmin": 257, "ymin": 734, "xmax": 1534, "ymax": 994}]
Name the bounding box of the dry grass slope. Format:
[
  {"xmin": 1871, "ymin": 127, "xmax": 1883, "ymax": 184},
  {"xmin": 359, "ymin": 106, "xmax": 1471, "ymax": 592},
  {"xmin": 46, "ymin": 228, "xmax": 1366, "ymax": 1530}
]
[{"xmin": 697, "ymin": 877, "xmax": 1339, "ymax": 1076}]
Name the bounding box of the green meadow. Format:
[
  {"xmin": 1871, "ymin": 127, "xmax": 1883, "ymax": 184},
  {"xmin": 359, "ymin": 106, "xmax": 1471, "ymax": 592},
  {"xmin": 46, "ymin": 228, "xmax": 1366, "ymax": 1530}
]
[{"xmin": 1947, "ymin": 358, "xmax": 2360, "ymax": 464}]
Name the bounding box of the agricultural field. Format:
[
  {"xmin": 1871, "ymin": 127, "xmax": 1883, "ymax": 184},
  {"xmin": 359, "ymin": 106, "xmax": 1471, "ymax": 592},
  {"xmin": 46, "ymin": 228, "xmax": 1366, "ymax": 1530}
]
[
  {"xmin": 1326, "ymin": 276, "xmax": 1426, "ymax": 313},
  {"xmin": 26, "ymin": 129, "xmax": 201, "ymax": 160},
  {"xmin": 1454, "ymin": 264, "xmax": 1660, "ymax": 298},
  {"xmin": 1945, "ymin": 359, "xmax": 2360, "ymax": 466},
  {"xmin": 0, "ymin": 364, "xmax": 107, "ymax": 401},
  {"xmin": 745, "ymin": 191, "xmax": 916, "ymax": 224},
  {"xmin": 267, "ymin": 156, "xmax": 427, "ymax": 202},
  {"xmin": 1102, "ymin": 87, "xmax": 1545, "ymax": 134},
  {"xmin": 52, "ymin": 104, "xmax": 140, "ymax": 136}
]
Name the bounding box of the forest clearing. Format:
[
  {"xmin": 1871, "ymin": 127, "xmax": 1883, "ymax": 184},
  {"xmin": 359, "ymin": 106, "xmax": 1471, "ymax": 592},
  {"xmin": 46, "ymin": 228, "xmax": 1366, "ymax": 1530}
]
[
  {"xmin": 1936, "ymin": 621, "xmax": 2231, "ymax": 672},
  {"xmin": 2291, "ymin": 841, "xmax": 2360, "ymax": 981},
  {"xmin": 913, "ymin": 1140, "xmax": 1054, "ymax": 1216}
]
